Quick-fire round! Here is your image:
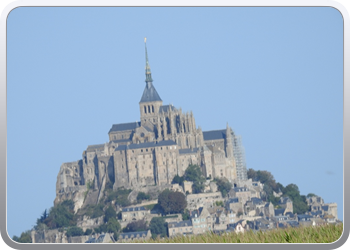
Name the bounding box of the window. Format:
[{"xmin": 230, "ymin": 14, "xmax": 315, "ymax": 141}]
[{"xmin": 144, "ymin": 106, "xmax": 147, "ymax": 114}]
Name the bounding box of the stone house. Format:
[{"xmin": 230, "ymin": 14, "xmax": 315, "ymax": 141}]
[
  {"xmin": 121, "ymin": 206, "xmax": 150, "ymax": 222},
  {"xmin": 278, "ymin": 197, "xmax": 293, "ymax": 214},
  {"xmin": 229, "ymin": 187, "xmax": 251, "ymax": 205},
  {"xmin": 190, "ymin": 207, "xmax": 214, "ymax": 234},
  {"xmin": 186, "ymin": 192, "xmax": 223, "ymax": 210},
  {"xmin": 118, "ymin": 230, "xmax": 152, "ymax": 242},
  {"xmin": 168, "ymin": 220, "xmax": 193, "ymax": 237},
  {"xmin": 226, "ymin": 197, "xmax": 244, "ymax": 215}
]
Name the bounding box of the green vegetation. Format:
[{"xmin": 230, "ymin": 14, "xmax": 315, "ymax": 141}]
[
  {"xmin": 66, "ymin": 226, "xmax": 84, "ymax": 237},
  {"xmin": 215, "ymin": 201, "xmax": 224, "ymax": 207},
  {"xmin": 123, "ymin": 219, "xmax": 148, "ymax": 233},
  {"xmin": 184, "ymin": 164, "xmax": 206, "ymax": 194},
  {"xmin": 132, "ymin": 223, "xmax": 343, "ymax": 243},
  {"xmin": 158, "ymin": 189, "xmax": 187, "ymax": 214},
  {"xmin": 37, "ymin": 200, "xmax": 76, "ymax": 229},
  {"xmin": 307, "ymin": 193, "xmax": 317, "ymax": 198},
  {"xmin": 214, "ymin": 177, "xmax": 232, "ymax": 197},
  {"xmin": 94, "ymin": 217, "xmax": 121, "ymax": 240},
  {"xmin": 172, "ymin": 174, "xmax": 184, "ymax": 186},
  {"xmin": 182, "ymin": 209, "xmax": 190, "ymax": 220},
  {"xmin": 149, "ymin": 217, "xmax": 168, "ymax": 239},
  {"xmin": 137, "ymin": 192, "xmax": 151, "ymax": 203},
  {"xmin": 282, "ymin": 184, "xmax": 309, "ymax": 214},
  {"xmin": 104, "ymin": 205, "xmax": 117, "ymax": 223},
  {"xmin": 12, "ymin": 230, "xmax": 32, "ymax": 243},
  {"xmin": 105, "ymin": 187, "xmax": 132, "ymax": 207},
  {"xmin": 247, "ymin": 168, "xmax": 309, "ymax": 214}
]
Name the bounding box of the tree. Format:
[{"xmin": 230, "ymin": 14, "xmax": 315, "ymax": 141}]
[
  {"xmin": 172, "ymin": 174, "xmax": 184, "ymax": 186},
  {"xmin": 66, "ymin": 226, "xmax": 84, "ymax": 237},
  {"xmin": 158, "ymin": 189, "xmax": 187, "ymax": 214},
  {"xmin": 184, "ymin": 164, "xmax": 206, "ymax": 194},
  {"xmin": 215, "ymin": 177, "xmax": 232, "ymax": 197},
  {"xmin": 283, "ymin": 184, "xmax": 309, "ymax": 214},
  {"xmin": 123, "ymin": 219, "xmax": 148, "ymax": 232},
  {"xmin": 307, "ymin": 193, "xmax": 317, "ymax": 198},
  {"xmin": 12, "ymin": 231, "xmax": 32, "ymax": 243},
  {"xmin": 104, "ymin": 205, "xmax": 117, "ymax": 223},
  {"xmin": 137, "ymin": 192, "xmax": 150, "ymax": 203},
  {"xmin": 84, "ymin": 229, "xmax": 93, "ymax": 235},
  {"xmin": 44, "ymin": 200, "xmax": 76, "ymax": 229},
  {"xmin": 149, "ymin": 217, "xmax": 167, "ymax": 239}
]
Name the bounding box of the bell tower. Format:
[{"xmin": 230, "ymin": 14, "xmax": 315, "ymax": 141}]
[{"xmin": 139, "ymin": 38, "xmax": 163, "ymax": 126}]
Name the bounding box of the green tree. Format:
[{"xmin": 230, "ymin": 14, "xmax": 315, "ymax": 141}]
[
  {"xmin": 137, "ymin": 192, "xmax": 150, "ymax": 203},
  {"xmin": 44, "ymin": 200, "xmax": 76, "ymax": 229},
  {"xmin": 158, "ymin": 189, "xmax": 187, "ymax": 214},
  {"xmin": 66, "ymin": 226, "xmax": 84, "ymax": 237},
  {"xmin": 104, "ymin": 205, "xmax": 117, "ymax": 223},
  {"xmin": 307, "ymin": 193, "xmax": 317, "ymax": 198},
  {"xmin": 149, "ymin": 217, "xmax": 167, "ymax": 239},
  {"xmin": 12, "ymin": 231, "xmax": 32, "ymax": 243},
  {"xmin": 84, "ymin": 228, "xmax": 93, "ymax": 235},
  {"xmin": 215, "ymin": 177, "xmax": 232, "ymax": 197},
  {"xmin": 283, "ymin": 184, "xmax": 309, "ymax": 214},
  {"xmin": 123, "ymin": 219, "xmax": 148, "ymax": 232},
  {"xmin": 172, "ymin": 174, "xmax": 184, "ymax": 186},
  {"xmin": 184, "ymin": 164, "xmax": 205, "ymax": 194}
]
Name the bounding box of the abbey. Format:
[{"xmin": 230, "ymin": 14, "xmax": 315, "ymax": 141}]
[{"xmin": 55, "ymin": 42, "xmax": 247, "ymax": 208}]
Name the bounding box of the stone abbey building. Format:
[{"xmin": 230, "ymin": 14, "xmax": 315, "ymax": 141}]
[{"xmin": 55, "ymin": 42, "xmax": 248, "ymax": 208}]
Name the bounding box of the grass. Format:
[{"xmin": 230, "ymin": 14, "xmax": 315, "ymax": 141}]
[{"xmin": 130, "ymin": 223, "xmax": 343, "ymax": 243}]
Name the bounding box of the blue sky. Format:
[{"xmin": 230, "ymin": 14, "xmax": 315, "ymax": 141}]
[{"xmin": 6, "ymin": 7, "xmax": 343, "ymax": 237}]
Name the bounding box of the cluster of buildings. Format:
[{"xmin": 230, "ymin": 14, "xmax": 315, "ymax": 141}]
[
  {"xmin": 43, "ymin": 42, "xmax": 339, "ymax": 244},
  {"xmin": 88, "ymin": 179, "xmax": 338, "ymax": 242}
]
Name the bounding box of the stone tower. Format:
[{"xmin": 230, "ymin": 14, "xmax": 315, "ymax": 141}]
[{"xmin": 139, "ymin": 39, "xmax": 163, "ymax": 128}]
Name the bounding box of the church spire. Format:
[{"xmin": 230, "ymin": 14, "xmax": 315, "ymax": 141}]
[
  {"xmin": 140, "ymin": 38, "xmax": 162, "ymax": 103},
  {"xmin": 144, "ymin": 37, "xmax": 153, "ymax": 85}
]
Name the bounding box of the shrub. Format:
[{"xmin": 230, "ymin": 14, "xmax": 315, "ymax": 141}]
[{"xmin": 66, "ymin": 226, "xmax": 84, "ymax": 237}]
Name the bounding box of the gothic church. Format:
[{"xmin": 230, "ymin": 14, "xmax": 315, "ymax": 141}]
[{"xmin": 55, "ymin": 42, "xmax": 248, "ymax": 207}]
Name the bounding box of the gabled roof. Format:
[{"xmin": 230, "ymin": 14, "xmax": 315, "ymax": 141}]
[
  {"xmin": 119, "ymin": 230, "xmax": 149, "ymax": 239},
  {"xmin": 203, "ymin": 129, "xmax": 226, "ymax": 141},
  {"xmin": 168, "ymin": 220, "xmax": 192, "ymax": 228},
  {"xmin": 122, "ymin": 206, "xmax": 146, "ymax": 212},
  {"xmin": 159, "ymin": 105, "xmax": 176, "ymax": 113},
  {"xmin": 86, "ymin": 144, "xmax": 105, "ymax": 152},
  {"xmin": 179, "ymin": 148, "xmax": 199, "ymax": 155},
  {"xmin": 109, "ymin": 122, "xmax": 141, "ymax": 133}
]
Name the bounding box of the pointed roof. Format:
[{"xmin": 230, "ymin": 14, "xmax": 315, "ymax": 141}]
[{"xmin": 140, "ymin": 38, "xmax": 162, "ymax": 103}]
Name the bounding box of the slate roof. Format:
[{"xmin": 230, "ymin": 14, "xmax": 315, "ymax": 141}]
[
  {"xmin": 159, "ymin": 105, "xmax": 176, "ymax": 113},
  {"xmin": 203, "ymin": 129, "xmax": 226, "ymax": 141},
  {"xmin": 274, "ymin": 208, "xmax": 286, "ymax": 216},
  {"xmin": 109, "ymin": 122, "xmax": 141, "ymax": 133},
  {"xmin": 86, "ymin": 144, "xmax": 105, "ymax": 152},
  {"xmin": 322, "ymin": 205, "xmax": 329, "ymax": 211},
  {"xmin": 110, "ymin": 139, "xmax": 132, "ymax": 144},
  {"xmin": 227, "ymin": 197, "xmax": 239, "ymax": 204},
  {"xmin": 115, "ymin": 140, "xmax": 177, "ymax": 151},
  {"xmin": 140, "ymin": 83, "xmax": 162, "ymax": 103},
  {"xmin": 119, "ymin": 230, "xmax": 149, "ymax": 239},
  {"xmin": 250, "ymin": 197, "xmax": 263, "ymax": 205},
  {"xmin": 122, "ymin": 206, "xmax": 146, "ymax": 212},
  {"xmin": 179, "ymin": 148, "xmax": 199, "ymax": 155},
  {"xmin": 168, "ymin": 220, "xmax": 192, "ymax": 228}
]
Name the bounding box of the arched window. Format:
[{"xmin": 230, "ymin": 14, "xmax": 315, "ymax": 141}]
[
  {"xmin": 144, "ymin": 106, "xmax": 147, "ymax": 114},
  {"xmin": 152, "ymin": 105, "xmax": 154, "ymax": 113},
  {"xmin": 148, "ymin": 105, "xmax": 151, "ymax": 113}
]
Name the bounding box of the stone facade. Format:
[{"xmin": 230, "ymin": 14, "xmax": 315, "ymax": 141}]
[{"xmin": 54, "ymin": 43, "xmax": 247, "ymax": 211}]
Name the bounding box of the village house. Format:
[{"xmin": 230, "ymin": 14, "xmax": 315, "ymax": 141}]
[
  {"xmin": 167, "ymin": 220, "xmax": 193, "ymax": 237},
  {"xmin": 190, "ymin": 207, "xmax": 214, "ymax": 234},
  {"xmin": 118, "ymin": 230, "xmax": 152, "ymax": 242},
  {"xmin": 121, "ymin": 206, "xmax": 150, "ymax": 222}
]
